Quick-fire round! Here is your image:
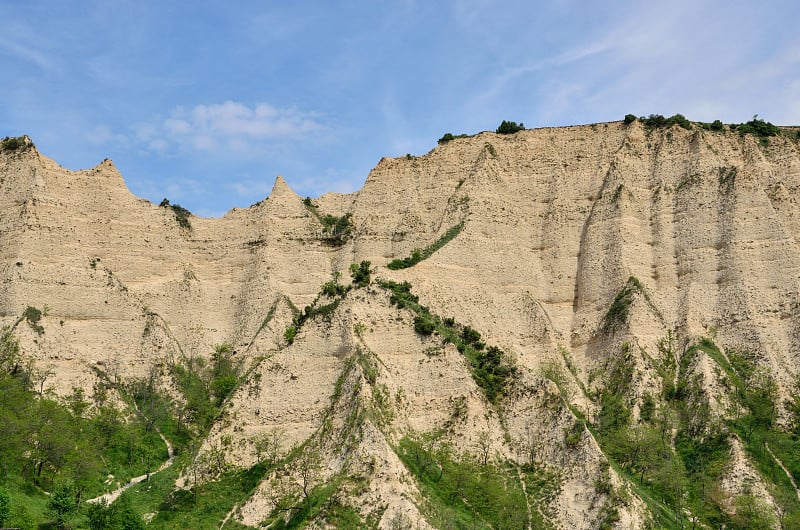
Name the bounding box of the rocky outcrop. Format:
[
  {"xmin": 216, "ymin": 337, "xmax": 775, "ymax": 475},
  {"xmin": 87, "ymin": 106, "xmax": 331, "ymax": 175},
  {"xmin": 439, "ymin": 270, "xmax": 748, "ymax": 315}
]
[{"xmin": 2, "ymin": 122, "xmax": 800, "ymax": 528}]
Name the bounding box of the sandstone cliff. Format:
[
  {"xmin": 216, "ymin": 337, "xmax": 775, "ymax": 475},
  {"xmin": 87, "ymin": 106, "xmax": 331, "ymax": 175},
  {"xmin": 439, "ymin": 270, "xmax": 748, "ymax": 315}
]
[{"xmin": 2, "ymin": 121, "xmax": 800, "ymax": 528}]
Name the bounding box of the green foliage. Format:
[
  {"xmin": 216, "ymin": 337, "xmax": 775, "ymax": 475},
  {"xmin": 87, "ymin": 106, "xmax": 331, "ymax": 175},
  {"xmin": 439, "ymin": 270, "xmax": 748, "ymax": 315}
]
[
  {"xmin": 710, "ymin": 119, "xmax": 724, "ymax": 131},
  {"xmin": 303, "ymin": 199, "xmax": 354, "ymax": 246},
  {"xmin": 349, "ymin": 260, "xmax": 371, "ymax": 288},
  {"xmin": 169, "ymin": 347, "xmax": 244, "ymax": 434},
  {"xmin": 387, "ymin": 223, "xmax": 464, "ymax": 270},
  {"xmin": 387, "ymin": 249, "xmax": 422, "ymax": 270},
  {"xmin": 320, "ymin": 280, "xmax": 347, "ymax": 298},
  {"xmin": 1, "ymin": 136, "xmax": 28, "ymax": 152},
  {"xmin": 86, "ymin": 496, "xmax": 144, "ymax": 530},
  {"xmin": 602, "ymin": 276, "xmax": 644, "ymax": 333},
  {"xmin": 564, "ymin": 419, "xmax": 585, "ymax": 448},
  {"xmin": 396, "ymin": 434, "xmax": 540, "ymax": 529},
  {"xmin": 282, "ymin": 325, "xmax": 297, "ymax": 346},
  {"xmin": 0, "ymin": 329, "xmax": 171, "ymax": 528},
  {"xmin": 496, "ymin": 120, "xmax": 525, "ymax": 134},
  {"xmin": 734, "ymin": 117, "xmax": 781, "ymax": 138},
  {"xmin": 47, "ymin": 479, "xmax": 77, "ymax": 528},
  {"xmin": 285, "ymin": 269, "xmax": 368, "ymax": 345},
  {"xmin": 378, "ymin": 280, "xmax": 515, "ymax": 404},
  {"xmin": 623, "ymin": 114, "xmax": 637, "ymax": 124},
  {"xmin": 438, "ymin": 132, "xmax": 468, "ymax": 144},
  {"xmin": 209, "ymin": 343, "xmax": 241, "ymax": 406},
  {"xmin": 413, "ymin": 314, "xmax": 436, "ymax": 335},
  {"xmin": 23, "ymin": 305, "xmax": 44, "ymax": 335},
  {"xmin": 159, "ymin": 199, "xmax": 192, "ymax": 229},
  {"xmin": 641, "ymin": 113, "xmax": 693, "ymax": 130},
  {"xmin": 0, "ymin": 486, "xmax": 10, "ymax": 527},
  {"xmin": 149, "ymin": 462, "xmax": 270, "ymax": 529}
]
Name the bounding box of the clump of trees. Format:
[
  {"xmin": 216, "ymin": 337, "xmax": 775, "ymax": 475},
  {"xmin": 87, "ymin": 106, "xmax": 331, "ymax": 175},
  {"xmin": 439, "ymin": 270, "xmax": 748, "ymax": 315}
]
[
  {"xmin": 496, "ymin": 120, "xmax": 525, "ymax": 134},
  {"xmin": 730, "ymin": 116, "xmax": 781, "ymax": 138},
  {"xmin": 0, "ymin": 328, "xmax": 170, "ymax": 528},
  {"xmin": 574, "ymin": 326, "xmax": 800, "ymax": 528}
]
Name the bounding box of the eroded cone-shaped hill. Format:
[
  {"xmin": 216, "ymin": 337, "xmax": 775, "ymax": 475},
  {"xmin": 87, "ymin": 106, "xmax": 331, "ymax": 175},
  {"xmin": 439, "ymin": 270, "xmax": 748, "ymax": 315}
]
[{"xmin": 2, "ymin": 121, "xmax": 800, "ymax": 528}]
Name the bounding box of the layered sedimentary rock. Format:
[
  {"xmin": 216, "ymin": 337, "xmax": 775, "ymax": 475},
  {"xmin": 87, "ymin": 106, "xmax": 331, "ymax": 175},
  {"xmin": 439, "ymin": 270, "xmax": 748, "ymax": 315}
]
[{"xmin": 2, "ymin": 121, "xmax": 799, "ymax": 527}]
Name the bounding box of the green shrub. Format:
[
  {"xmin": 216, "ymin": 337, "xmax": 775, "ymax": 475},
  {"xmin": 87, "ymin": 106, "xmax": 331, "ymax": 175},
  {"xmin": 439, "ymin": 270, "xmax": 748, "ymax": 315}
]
[
  {"xmin": 321, "ymin": 280, "xmax": 348, "ymax": 298},
  {"xmin": 642, "ymin": 114, "xmax": 692, "ymax": 130},
  {"xmin": 438, "ymin": 132, "xmax": 468, "ymax": 144},
  {"xmin": 284, "ymin": 326, "xmax": 297, "ymax": 345},
  {"xmin": 413, "ymin": 315, "xmax": 436, "ymax": 335},
  {"xmin": 349, "ymin": 261, "xmax": 371, "ymax": 288},
  {"xmin": 23, "ymin": 306, "xmax": 44, "ymax": 335},
  {"xmin": 735, "ymin": 117, "xmax": 781, "ymax": 138},
  {"xmin": 624, "ymin": 114, "xmax": 637, "ymax": 124},
  {"xmin": 1, "ymin": 136, "xmax": 27, "ymax": 152},
  {"xmin": 710, "ymin": 119, "xmax": 724, "ymax": 131},
  {"xmin": 496, "ymin": 120, "xmax": 525, "ymax": 134},
  {"xmin": 159, "ymin": 199, "xmax": 192, "ymax": 229}
]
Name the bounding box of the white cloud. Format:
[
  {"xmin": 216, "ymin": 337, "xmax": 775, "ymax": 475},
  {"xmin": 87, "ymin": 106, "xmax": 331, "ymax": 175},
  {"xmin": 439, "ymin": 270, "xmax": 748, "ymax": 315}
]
[{"xmin": 136, "ymin": 101, "xmax": 325, "ymax": 155}]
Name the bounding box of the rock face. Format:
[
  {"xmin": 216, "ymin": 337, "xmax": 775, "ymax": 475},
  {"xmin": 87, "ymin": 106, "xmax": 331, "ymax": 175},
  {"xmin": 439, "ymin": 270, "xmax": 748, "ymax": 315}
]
[{"xmin": 2, "ymin": 122, "xmax": 800, "ymax": 528}]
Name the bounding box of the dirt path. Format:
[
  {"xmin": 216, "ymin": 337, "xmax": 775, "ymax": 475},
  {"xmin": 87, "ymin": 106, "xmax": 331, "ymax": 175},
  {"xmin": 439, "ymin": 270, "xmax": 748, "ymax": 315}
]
[
  {"xmin": 87, "ymin": 430, "xmax": 175, "ymax": 505},
  {"xmin": 765, "ymin": 443, "xmax": 800, "ymax": 502}
]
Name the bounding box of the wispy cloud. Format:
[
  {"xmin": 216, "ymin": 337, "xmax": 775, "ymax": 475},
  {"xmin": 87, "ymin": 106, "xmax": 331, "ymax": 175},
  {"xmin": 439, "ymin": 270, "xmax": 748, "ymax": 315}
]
[
  {"xmin": 0, "ymin": 35, "xmax": 56, "ymax": 72},
  {"xmin": 135, "ymin": 101, "xmax": 325, "ymax": 154}
]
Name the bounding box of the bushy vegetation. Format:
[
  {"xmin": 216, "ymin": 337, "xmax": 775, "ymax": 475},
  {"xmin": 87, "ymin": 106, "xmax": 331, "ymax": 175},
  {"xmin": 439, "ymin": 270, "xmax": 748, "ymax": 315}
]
[
  {"xmin": 159, "ymin": 199, "xmax": 192, "ymax": 229},
  {"xmin": 580, "ymin": 328, "xmax": 800, "ymax": 529},
  {"xmin": 0, "ymin": 328, "xmax": 171, "ymax": 529},
  {"xmin": 284, "ymin": 263, "xmax": 372, "ymax": 346},
  {"xmin": 22, "ymin": 305, "xmax": 45, "ymax": 335},
  {"xmin": 437, "ymin": 132, "xmax": 468, "ymax": 144},
  {"xmin": 496, "ymin": 120, "xmax": 525, "ymax": 134},
  {"xmin": 638, "ymin": 113, "xmax": 693, "ymax": 130},
  {"xmin": 602, "ymin": 276, "xmax": 645, "ymax": 333},
  {"xmin": 396, "ymin": 433, "xmax": 553, "ymax": 528},
  {"xmin": 387, "ymin": 222, "xmax": 464, "ymax": 270},
  {"xmin": 302, "ymin": 199, "xmax": 353, "ymax": 245},
  {"xmin": 1, "ymin": 136, "xmax": 29, "ymax": 152},
  {"xmin": 731, "ymin": 117, "xmax": 782, "ymax": 139},
  {"xmin": 378, "ymin": 280, "xmax": 516, "ymax": 404}
]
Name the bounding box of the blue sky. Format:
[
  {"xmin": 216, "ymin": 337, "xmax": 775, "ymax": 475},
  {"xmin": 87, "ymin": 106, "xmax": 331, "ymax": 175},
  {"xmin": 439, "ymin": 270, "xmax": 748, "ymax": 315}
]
[{"xmin": 2, "ymin": 1, "xmax": 799, "ymax": 216}]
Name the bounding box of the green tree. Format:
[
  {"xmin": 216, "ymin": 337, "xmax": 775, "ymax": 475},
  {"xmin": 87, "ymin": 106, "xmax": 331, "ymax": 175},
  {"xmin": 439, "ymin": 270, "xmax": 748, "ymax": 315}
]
[
  {"xmin": 47, "ymin": 479, "xmax": 77, "ymax": 528},
  {"xmin": 496, "ymin": 120, "xmax": 524, "ymax": 134}
]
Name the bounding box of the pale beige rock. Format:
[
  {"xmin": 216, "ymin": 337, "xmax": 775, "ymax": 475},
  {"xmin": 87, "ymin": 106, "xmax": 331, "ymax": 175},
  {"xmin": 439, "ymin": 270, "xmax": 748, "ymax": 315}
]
[{"xmin": 3, "ymin": 122, "xmax": 800, "ymax": 528}]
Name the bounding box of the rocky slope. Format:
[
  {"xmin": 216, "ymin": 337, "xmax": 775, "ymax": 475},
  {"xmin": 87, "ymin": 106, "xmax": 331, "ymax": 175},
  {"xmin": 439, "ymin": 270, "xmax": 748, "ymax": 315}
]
[{"xmin": 2, "ymin": 120, "xmax": 800, "ymax": 528}]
